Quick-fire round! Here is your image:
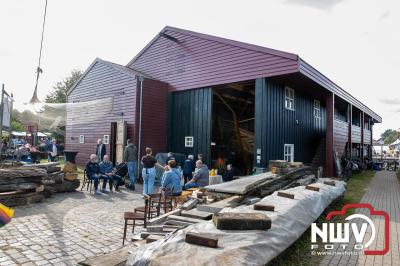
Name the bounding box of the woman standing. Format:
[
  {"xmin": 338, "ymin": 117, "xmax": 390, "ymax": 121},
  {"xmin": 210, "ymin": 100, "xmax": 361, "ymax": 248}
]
[{"xmin": 141, "ymin": 147, "xmax": 158, "ymax": 195}]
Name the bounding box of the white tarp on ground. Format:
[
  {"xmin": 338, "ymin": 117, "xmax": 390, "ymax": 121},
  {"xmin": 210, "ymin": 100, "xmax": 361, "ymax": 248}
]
[{"xmin": 126, "ymin": 178, "xmax": 346, "ymax": 266}]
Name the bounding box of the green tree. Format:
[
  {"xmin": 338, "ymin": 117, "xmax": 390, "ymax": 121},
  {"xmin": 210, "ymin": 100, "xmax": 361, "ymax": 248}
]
[
  {"xmin": 381, "ymin": 129, "xmax": 398, "ymax": 144},
  {"xmin": 44, "ymin": 69, "xmax": 82, "ymax": 103},
  {"xmin": 11, "ymin": 118, "xmax": 24, "ymax": 131}
]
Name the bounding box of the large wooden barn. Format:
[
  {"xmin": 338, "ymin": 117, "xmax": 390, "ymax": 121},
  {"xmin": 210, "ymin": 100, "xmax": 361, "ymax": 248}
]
[{"xmin": 66, "ymin": 26, "xmax": 381, "ymax": 176}]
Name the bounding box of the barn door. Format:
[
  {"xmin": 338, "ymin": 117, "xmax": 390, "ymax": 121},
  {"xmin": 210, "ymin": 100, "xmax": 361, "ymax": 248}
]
[
  {"xmin": 115, "ymin": 120, "xmax": 127, "ymax": 164},
  {"xmin": 110, "ymin": 122, "xmax": 117, "ymax": 165},
  {"xmin": 167, "ymin": 88, "xmax": 212, "ymax": 166}
]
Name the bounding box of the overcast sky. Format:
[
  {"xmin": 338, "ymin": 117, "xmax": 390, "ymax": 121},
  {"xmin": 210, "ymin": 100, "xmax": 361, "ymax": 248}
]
[{"xmin": 0, "ymin": 0, "xmax": 398, "ymax": 138}]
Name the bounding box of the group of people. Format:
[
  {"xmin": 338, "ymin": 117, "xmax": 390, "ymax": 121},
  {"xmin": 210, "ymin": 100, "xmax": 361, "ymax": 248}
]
[
  {"xmin": 85, "ymin": 138, "xmax": 212, "ymax": 196},
  {"xmin": 85, "ymin": 153, "xmax": 123, "ymax": 195}
]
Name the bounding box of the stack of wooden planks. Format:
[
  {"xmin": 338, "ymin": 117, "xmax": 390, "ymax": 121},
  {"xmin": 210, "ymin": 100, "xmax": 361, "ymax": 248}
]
[{"xmin": 0, "ymin": 167, "xmax": 47, "ymax": 206}]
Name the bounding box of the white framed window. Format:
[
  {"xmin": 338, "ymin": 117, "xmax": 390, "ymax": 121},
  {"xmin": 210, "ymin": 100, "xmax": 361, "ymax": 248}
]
[
  {"xmin": 285, "ymin": 86, "xmax": 295, "ymax": 111},
  {"xmin": 103, "ymin": 135, "xmax": 109, "ymax": 144},
  {"xmin": 185, "ymin": 136, "xmax": 194, "ymax": 147},
  {"xmin": 284, "ymin": 144, "xmax": 294, "ymax": 162},
  {"xmin": 314, "ymin": 99, "xmax": 321, "ymax": 128},
  {"xmin": 79, "ymin": 135, "xmax": 85, "ymax": 144}
]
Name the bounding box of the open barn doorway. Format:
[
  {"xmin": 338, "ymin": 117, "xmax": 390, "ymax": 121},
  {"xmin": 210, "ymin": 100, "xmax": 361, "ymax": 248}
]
[{"xmin": 211, "ymin": 81, "xmax": 255, "ymax": 176}]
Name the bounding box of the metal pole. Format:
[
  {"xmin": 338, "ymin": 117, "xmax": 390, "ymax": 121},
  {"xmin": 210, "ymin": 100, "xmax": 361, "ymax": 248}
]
[
  {"xmin": 8, "ymin": 93, "xmax": 13, "ymax": 138},
  {"xmin": 137, "ymin": 76, "xmax": 145, "ymax": 179},
  {"xmin": 0, "ymin": 84, "xmax": 4, "ymax": 141}
]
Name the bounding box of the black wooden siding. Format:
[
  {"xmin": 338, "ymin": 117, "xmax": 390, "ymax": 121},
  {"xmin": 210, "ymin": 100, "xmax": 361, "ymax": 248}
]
[
  {"xmin": 254, "ymin": 78, "xmax": 326, "ymax": 168},
  {"xmin": 167, "ymin": 88, "xmax": 212, "ymax": 165}
]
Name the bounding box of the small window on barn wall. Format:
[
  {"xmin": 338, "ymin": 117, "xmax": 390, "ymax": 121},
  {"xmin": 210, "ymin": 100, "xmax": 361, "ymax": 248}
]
[
  {"xmin": 79, "ymin": 135, "xmax": 85, "ymax": 144},
  {"xmin": 285, "ymin": 86, "xmax": 295, "ymax": 111},
  {"xmin": 314, "ymin": 99, "xmax": 321, "ymax": 128},
  {"xmin": 185, "ymin": 136, "xmax": 194, "ymax": 147},
  {"xmin": 103, "ymin": 135, "xmax": 109, "ymax": 145},
  {"xmin": 284, "ymin": 144, "xmax": 294, "ymax": 162}
]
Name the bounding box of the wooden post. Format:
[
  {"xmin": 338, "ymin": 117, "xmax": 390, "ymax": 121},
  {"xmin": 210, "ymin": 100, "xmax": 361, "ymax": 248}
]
[
  {"xmin": 8, "ymin": 93, "xmax": 13, "ymax": 137},
  {"xmin": 348, "ymin": 104, "xmax": 352, "ymax": 160},
  {"xmin": 361, "ymin": 112, "xmax": 364, "ymax": 162},
  {"xmin": 326, "ymin": 92, "xmax": 334, "ymax": 177}
]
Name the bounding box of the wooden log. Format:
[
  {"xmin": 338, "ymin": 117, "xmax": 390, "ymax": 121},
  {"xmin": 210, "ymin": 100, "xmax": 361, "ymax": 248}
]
[
  {"xmin": 0, "ymin": 191, "xmax": 44, "ymax": 207},
  {"xmin": 0, "ymin": 168, "xmax": 47, "ymax": 179},
  {"xmin": 212, "ymin": 213, "xmax": 272, "ymax": 230},
  {"xmin": 0, "ymin": 176, "xmax": 43, "ymax": 185},
  {"xmin": 305, "ymin": 185, "xmax": 320, "ymax": 192},
  {"xmin": 324, "ymin": 181, "xmax": 336, "ymax": 186},
  {"xmin": 277, "ymin": 191, "xmax": 295, "ymax": 199},
  {"xmin": 185, "ymin": 232, "xmax": 218, "ymax": 248},
  {"xmin": 253, "ymin": 204, "xmax": 275, "ymax": 212},
  {"xmin": 0, "ymin": 183, "xmax": 39, "ymax": 192}
]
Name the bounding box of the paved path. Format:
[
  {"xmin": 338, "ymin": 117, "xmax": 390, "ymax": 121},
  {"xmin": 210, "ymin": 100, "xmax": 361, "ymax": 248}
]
[
  {"xmin": 0, "ymin": 186, "xmax": 145, "ymax": 266},
  {"xmin": 320, "ymin": 171, "xmax": 400, "ymax": 266}
]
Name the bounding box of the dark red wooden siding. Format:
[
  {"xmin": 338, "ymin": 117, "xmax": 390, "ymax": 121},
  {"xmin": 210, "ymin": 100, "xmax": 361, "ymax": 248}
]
[
  {"xmin": 66, "ymin": 60, "xmax": 137, "ymax": 166},
  {"xmin": 128, "ymin": 29, "xmax": 298, "ymax": 92},
  {"xmin": 138, "ymin": 79, "xmax": 169, "ymax": 157}
]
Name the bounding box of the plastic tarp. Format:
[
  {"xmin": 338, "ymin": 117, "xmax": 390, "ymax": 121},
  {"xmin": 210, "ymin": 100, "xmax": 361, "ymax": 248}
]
[{"xmin": 126, "ymin": 178, "xmax": 346, "ymax": 266}]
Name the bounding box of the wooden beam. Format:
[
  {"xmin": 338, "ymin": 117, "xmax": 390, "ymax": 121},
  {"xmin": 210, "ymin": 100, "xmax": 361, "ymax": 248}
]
[{"xmin": 326, "ymin": 92, "xmax": 335, "ymax": 177}]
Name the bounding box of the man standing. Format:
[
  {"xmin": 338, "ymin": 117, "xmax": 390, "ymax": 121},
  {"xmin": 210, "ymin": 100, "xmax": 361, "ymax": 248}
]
[
  {"xmin": 182, "ymin": 155, "xmax": 195, "ymax": 184},
  {"xmin": 124, "ymin": 139, "xmax": 137, "ymax": 190},
  {"xmin": 47, "ymin": 139, "xmax": 58, "ymax": 162},
  {"xmin": 96, "ymin": 139, "xmax": 106, "ymax": 163}
]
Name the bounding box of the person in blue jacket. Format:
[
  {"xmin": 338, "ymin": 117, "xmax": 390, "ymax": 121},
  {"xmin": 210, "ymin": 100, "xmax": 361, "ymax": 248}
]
[{"xmin": 161, "ymin": 160, "xmax": 182, "ymax": 196}]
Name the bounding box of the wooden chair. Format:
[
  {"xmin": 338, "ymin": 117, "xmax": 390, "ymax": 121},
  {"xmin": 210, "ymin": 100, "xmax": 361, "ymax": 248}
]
[
  {"xmin": 134, "ymin": 193, "xmax": 162, "ymax": 219},
  {"xmin": 80, "ymin": 169, "xmax": 95, "ymax": 193},
  {"xmin": 122, "ymin": 195, "xmax": 149, "ymax": 246},
  {"xmin": 151, "ymin": 188, "xmax": 174, "ymax": 214}
]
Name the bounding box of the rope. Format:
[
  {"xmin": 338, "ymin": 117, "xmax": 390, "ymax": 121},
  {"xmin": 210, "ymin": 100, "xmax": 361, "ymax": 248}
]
[{"xmin": 33, "ymin": 0, "xmax": 48, "ymax": 97}]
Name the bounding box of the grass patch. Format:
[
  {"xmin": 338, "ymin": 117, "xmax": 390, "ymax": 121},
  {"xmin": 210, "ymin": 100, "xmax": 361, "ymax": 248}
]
[{"xmin": 269, "ymin": 170, "xmax": 375, "ymax": 266}]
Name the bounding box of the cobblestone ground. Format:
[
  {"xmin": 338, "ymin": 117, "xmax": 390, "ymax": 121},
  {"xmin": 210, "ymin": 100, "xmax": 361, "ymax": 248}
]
[
  {"xmin": 0, "ymin": 185, "xmax": 146, "ymax": 266},
  {"xmin": 320, "ymin": 171, "xmax": 400, "ymax": 266}
]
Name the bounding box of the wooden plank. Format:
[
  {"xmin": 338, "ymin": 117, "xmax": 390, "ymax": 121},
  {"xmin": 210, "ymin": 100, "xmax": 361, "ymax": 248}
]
[
  {"xmin": 253, "ymin": 204, "xmax": 275, "ymax": 212},
  {"xmin": 196, "ymin": 196, "xmax": 241, "ymax": 213},
  {"xmin": 305, "ymin": 185, "xmax": 320, "ymax": 192},
  {"xmin": 181, "ymin": 209, "xmax": 213, "ymax": 220},
  {"xmin": 181, "ymin": 198, "xmax": 198, "ymax": 210},
  {"xmin": 78, "ymin": 240, "xmax": 146, "ymax": 266},
  {"xmin": 167, "ymin": 215, "xmax": 205, "ymax": 224},
  {"xmin": 277, "ymin": 191, "xmax": 295, "ymax": 199},
  {"xmin": 147, "ymin": 208, "xmax": 182, "ymax": 226},
  {"xmin": 213, "ymin": 213, "xmax": 272, "ymax": 230},
  {"xmin": 146, "ymin": 234, "xmax": 165, "ymax": 243},
  {"xmin": 324, "ymin": 180, "xmax": 336, "ymax": 186},
  {"xmin": 185, "ymin": 232, "xmax": 218, "ymax": 248},
  {"xmin": 163, "ymin": 220, "xmax": 192, "ymax": 227}
]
